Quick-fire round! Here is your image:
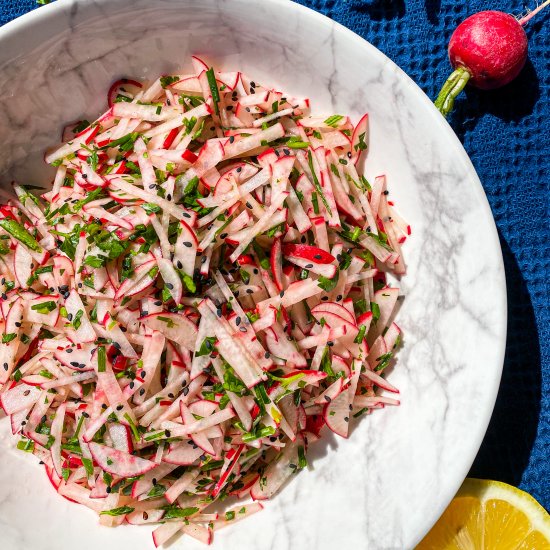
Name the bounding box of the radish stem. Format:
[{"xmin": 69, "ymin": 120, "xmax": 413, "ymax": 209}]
[
  {"xmin": 434, "ymin": 66, "xmax": 470, "ymax": 118},
  {"xmin": 518, "ymin": 0, "xmax": 550, "ymax": 26}
]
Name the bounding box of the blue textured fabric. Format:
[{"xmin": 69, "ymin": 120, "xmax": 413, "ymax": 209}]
[{"xmin": 1, "ymin": 0, "xmax": 548, "ymax": 510}]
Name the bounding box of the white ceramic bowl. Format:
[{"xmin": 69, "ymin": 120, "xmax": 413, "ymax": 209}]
[{"xmin": 0, "ymin": 1, "xmax": 506, "ymax": 549}]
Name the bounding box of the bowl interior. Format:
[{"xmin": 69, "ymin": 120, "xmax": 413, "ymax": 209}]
[{"xmin": 0, "ymin": 1, "xmax": 506, "ymax": 549}]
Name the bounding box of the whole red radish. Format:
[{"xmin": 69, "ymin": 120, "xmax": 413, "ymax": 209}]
[{"xmin": 435, "ymin": 2, "xmax": 549, "ymax": 117}]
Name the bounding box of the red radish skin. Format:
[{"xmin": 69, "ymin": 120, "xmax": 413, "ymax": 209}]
[
  {"xmin": 449, "ymin": 11, "xmax": 527, "ymax": 90},
  {"xmin": 435, "ymin": 5, "xmax": 548, "ymax": 117}
]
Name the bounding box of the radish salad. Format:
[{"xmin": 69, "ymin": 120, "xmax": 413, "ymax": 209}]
[{"xmin": 0, "ymin": 56, "xmax": 409, "ymax": 547}]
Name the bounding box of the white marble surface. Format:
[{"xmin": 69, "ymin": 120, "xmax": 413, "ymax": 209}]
[{"xmin": 0, "ymin": 1, "xmax": 506, "ymax": 548}]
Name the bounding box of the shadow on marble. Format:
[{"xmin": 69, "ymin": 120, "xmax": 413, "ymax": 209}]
[
  {"xmin": 469, "ymin": 236, "xmax": 541, "ymax": 487},
  {"xmin": 451, "ymin": 59, "xmax": 540, "ymax": 138}
]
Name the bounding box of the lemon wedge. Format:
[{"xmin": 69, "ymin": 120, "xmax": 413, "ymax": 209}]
[{"xmin": 417, "ymin": 478, "xmax": 550, "ymax": 549}]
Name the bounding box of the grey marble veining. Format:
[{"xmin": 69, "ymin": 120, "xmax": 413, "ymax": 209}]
[{"xmin": 0, "ymin": 1, "xmax": 506, "ymax": 549}]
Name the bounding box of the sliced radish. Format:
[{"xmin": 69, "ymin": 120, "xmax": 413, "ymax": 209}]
[{"xmin": 88, "ymin": 442, "xmax": 157, "ymax": 477}]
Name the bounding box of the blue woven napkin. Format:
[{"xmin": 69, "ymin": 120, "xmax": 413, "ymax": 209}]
[{"xmin": 1, "ymin": 0, "xmax": 548, "ymax": 509}]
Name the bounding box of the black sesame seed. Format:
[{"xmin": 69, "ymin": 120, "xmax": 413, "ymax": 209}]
[
  {"xmin": 81, "ymin": 173, "xmax": 88, "ymax": 180},
  {"xmin": 220, "ymin": 233, "xmax": 228, "ymax": 239},
  {"xmin": 301, "ymin": 236, "xmax": 307, "ymax": 243},
  {"xmin": 239, "ymin": 326, "xmax": 247, "ymax": 333},
  {"xmin": 327, "ymin": 341, "xmax": 334, "ymax": 347},
  {"xmin": 183, "ymin": 241, "xmax": 192, "ymax": 248},
  {"xmin": 279, "ymin": 291, "xmax": 284, "ymax": 298},
  {"xmin": 15, "ymin": 321, "xmax": 21, "ymax": 327},
  {"xmin": 101, "ymin": 404, "xmax": 108, "ymax": 409},
  {"xmin": 283, "ymin": 148, "xmax": 290, "ymax": 156},
  {"xmin": 321, "ymin": 296, "xmax": 329, "ymax": 301},
  {"xmin": 149, "ymin": 184, "xmax": 156, "ymax": 189},
  {"xmin": 235, "ymin": 316, "xmax": 241, "ymax": 326},
  {"xmin": 314, "ymin": 254, "xmax": 322, "ymax": 260},
  {"xmin": 183, "ymin": 212, "xmax": 191, "ymax": 218},
  {"xmin": 66, "ymin": 348, "xmax": 73, "ymax": 353},
  {"xmin": 336, "ymin": 295, "xmax": 342, "ymax": 301},
  {"xmin": 177, "ymin": 261, "xmax": 183, "ymax": 269},
  {"xmin": 226, "ymin": 105, "xmax": 233, "ymax": 111},
  {"xmin": 183, "ymin": 387, "xmax": 190, "ymax": 396},
  {"xmin": 167, "ymin": 194, "xmax": 172, "ymax": 201},
  {"xmin": 253, "ymin": 268, "xmax": 259, "ymax": 274},
  {"xmin": 164, "ymin": 430, "xmax": 171, "ymax": 437},
  {"xmin": 305, "ymin": 264, "xmax": 313, "ymax": 269},
  {"xmin": 344, "ymin": 417, "xmax": 349, "ymax": 422},
  {"xmin": 236, "ymin": 167, "xmax": 242, "ymax": 173},
  {"xmin": 324, "ymin": 395, "xmax": 331, "ymax": 402},
  {"xmin": 116, "ymin": 405, "xmax": 123, "ymax": 411},
  {"xmin": 229, "ymin": 135, "xmax": 235, "ymax": 143},
  {"xmin": 141, "ymin": 370, "xmax": 146, "ymax": 378},
  {"xmin": 129, "ymin": 381, "xmax": 135, "ymax": 389},
  {"xmin": 166, "ymin": 283, "xmax": 174, "ymax": 290},
  {"xmin": 139, "ymin": 388, "xmax": 146, "ymax": 396},
  {"xmin": 152, "ymin": 478, "xmax": 157, "ymax": 486},
  {"xmin": 264, "ymin": 352, "xmax": 270, "ymax": 359}
]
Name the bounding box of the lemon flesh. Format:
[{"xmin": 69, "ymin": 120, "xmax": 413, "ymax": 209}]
[{"xmin": 417, "ymin": 478, "xmax": 550, "ymax": 550}]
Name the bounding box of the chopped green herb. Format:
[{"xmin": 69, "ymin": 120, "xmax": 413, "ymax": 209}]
[
  {"xmin": 196, "ymin": 336, "xmax": 217, "ymax": 357},
  {"xmin": 100, "ymin": 506, "xmax": 135, "ymax": 517},
  {"xmin": 370, "ymin": 302, "xmax": 381, "ymax": 324},
  {"xmin": 206, "ymin": 68, "xmax": 220, "ymax": 115},
  {"xmin": 324, "ymin": 115, "xmax": 344, "ymax": 128},
  {"xmin": 307, "ymin": 150, "xmax": 331, "ymax": 215},
  {"xmin": 160, "ymin": 75, "xmax": 179, "ymax": 88},
  {"xmin": 31, "ymin": 300, "xmax": 57, "ymax": 314},
  {"xmin": 0, "ymin": 218, "xmax": 42, "ymax": 252},
  {"xmin": 97, "ymin": 346, "xmax": 106, "ymax": 372}
]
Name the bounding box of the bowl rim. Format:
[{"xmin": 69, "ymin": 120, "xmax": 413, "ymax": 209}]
[{"xmin": 0, "ymin": 0, "xmax": 507, "ymax": 546}]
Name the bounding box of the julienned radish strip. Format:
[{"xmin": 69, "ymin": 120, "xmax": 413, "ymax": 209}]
[{"xmin": 0, "ymin": 56, "xmax": 409, "ymax": 549}]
